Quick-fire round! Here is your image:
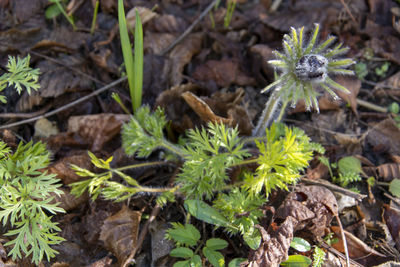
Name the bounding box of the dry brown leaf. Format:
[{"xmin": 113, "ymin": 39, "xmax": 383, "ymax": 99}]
[
  {"xmin": 67, "ymin": 114, "xmax": 130, "ymax": 152},
  {"xmin": 155, "ymin": 83, "xmax": 200, "ymax": 133},
  {"xmin": 144, "ymin": 32, "xmax": 176, "ymax": 54},
  {"xmin": 151, "ymin": 14, "xmax": 187, "ymax": 33},
  {"xmin": 182, "ymin": 91, "xmax": 233, "ymax": 125},
  {"xmin": 99, "ymin": 206, "xmax": 141, "ymax": 265},
  {"xmin": 50, "ymin": 188, "xmax": 88, "ymax": 212},
  {"xmin": 383, "ymin": 204, "xmax": 400, "ymax": 252},
  {"xmin": 249, "ymin": 44, "xmax": 275, "ymax": 84},
  {"xmin": 375, "ymin": 71, "xmax": 400, "ymax": 91},
  {"xmin": 378, "ymin": 163, "xmax": 400, "ymax": 182},
  {"xmin": 307, "ymin": 161, "xmax": 330, "ymax": 180},
  {"xmin": 335, "ymin": 133, "xmax": 362, "ymax": 155},
  {"xmin": 367, "ymin": 118, "xmax": 400, "ymax": 155},
  {"xmin": 275, "ymin": 185, "xmax": 337, "ymax": 240},
  {"xmin": 192, "ymin": 58, "xmax": 256, "ymax": 88},
  {"xmin": 169, "ymin": 33, "xmax": 204, "ymax": 85},
  {"xmin": 126, "ymin": 6, "xmax": 157, "ymax": 29},
  {"xmin": 46, "ymin": 152, "xmax": 93, "ymax": 185},
  {"xmin": 244, "ymin": 216, "xmax": 298, "ymax": 267},
  {"xmin": 333, "ymin": 75, "xmax": 361, "ymax": 114},
  {"xmin": 331, "ymin": 226, "xmax": 386, "ymax": 258},
  {"xmin": 87, "ymin": 256, "xmax": 113, "ymax": 267}
]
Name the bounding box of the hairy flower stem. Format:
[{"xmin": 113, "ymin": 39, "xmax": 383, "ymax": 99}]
[
  {"xmin": 252, "ymin": 91, "xmax": 287, "ymax": 137},
  {"xmin": 161, "ymin": 139, "xmax": 187, "ymax": 158}
]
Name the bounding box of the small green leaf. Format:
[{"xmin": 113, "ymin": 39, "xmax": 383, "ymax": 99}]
[
  {"xmin": 280, "ymin": 255, "xmax": 312, "ymax": 267},
  {"xmin": 170, "ymin": 247, "xmax": 194, "ymax": 259},
  {"xmin": 389, "ymin": 102, "xmax": 400, "ymax": 114},
  {"xmin": 389, "ymin": 179, "xmax": 400, "ymax": 197},
  {"xmin": 338, "ymin": 156, "xmax": 362, "ymax": 175},
  {"xmin": 243, "ymin": 229, "xmax": 261, "ymax": 250},
  {"xmin": 203, "ymin": 247, "xmax": 225, "ymax": 267},
  {"xmin": 206, "ymin": 238, "xmax": 228, "ymax": 250},
  {"xmin": 184, "ymin": 199, "xmax": 233, "ymax": 229},
  {"xmin": 165, "ymin": 223, "xmax": 200, "ymax": 247},
  {"xmin": 174, "ymin": 260, "xmax": 191, "ymax": 267},
  {"xmin": 290, "ymin": 237, "xmax": 311, "ymax": 252},
  {"xmin": 228, "ymin": 258, "xmax": 247, "ymax": 267},
  {"xmin": 45, "ymin": 4, "xmax": 62, "ymax": 19},
  {"xmin": 367, "ymin": 176, "xmax": 375, "ymax": 187}
]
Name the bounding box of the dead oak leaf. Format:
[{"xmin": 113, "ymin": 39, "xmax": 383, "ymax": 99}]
[
  {"xmin": 192, "ymin": 58, "xmax": 256, "ymax": 88},
  {"xmin": 67, "ymin": 114, "xmax": 130, "ymax": 152},
  {"xmin": 99, "ymin": 206, "xmax": 141, "ymax": 265}
]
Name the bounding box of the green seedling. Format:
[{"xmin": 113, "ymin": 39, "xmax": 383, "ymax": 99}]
[
  {"xmin": 90, "ymin": 0, "xmax": 100, "ymax": 34},
  {"xmin": 354, "ymin": 62, "xmax": 368, "ymax": 80},
  {"xmin": 71, "ymin": 106, "xmax": 323, "ymax": 253},
  {"xmin": 45, "ymin": 0, "xmax": 76, "ymax": 30},
  {"xmin": 282, "ymin": 237, "xmax": 326, "ymax": 267},
  {"xmin": 0, "ymin": 55, "xmax": 64, "ymax": 264},
  {"xmin": 375, "ymin": 62, "xmax": 390, "ymax": 77},
  {"xmin": 166, "ymin": 223, "xmax": 245, "ymax": 267},
  {"xmin": 253, "ymin": 24, "xmax": 355, "ymax": 136},
  {"xmin": 118, "ymin": 0, "xmax": 143, "ymax": 112},
  {"xmin": 224, "ymin": 0, "xmax": 237, "ymax": 28}
]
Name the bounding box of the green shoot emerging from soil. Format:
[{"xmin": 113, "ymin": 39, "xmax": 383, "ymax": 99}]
[
  {"xmin": 0, "ymin": 55, "xmax": 64, "ymax": 264},
  {"xmin": 71, "ymin": 106, "xmax": 324, "ymax": 250},
  {"xmin": 253, "ymin": 23, "xmax": 355, "ymax": 136}
]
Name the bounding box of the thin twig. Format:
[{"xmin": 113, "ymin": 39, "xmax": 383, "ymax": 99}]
[
  {"xmin": 335, "ymin": 214, "xmax": 350, "ymax": 267},
  {"xmin": 0, "ymin": 102, "xmax": 52, "ymax": 119},
  {"xmin": 160, "ymin": 0, "xmax": 219, "ymax": 56},
  {"xmin": 339, "ymin": 0, "xmax": 356, "ymax": 23},
  {"xmin": 122, "ymin": 203, "xmax": 161, "ymax": 267},
  {"xmin": 30, "ymin": 51, "xmax": 105, "ymax": 85},
  {"xmin": 301, "ymin": 177, "xmax": 367, "ymax": 201},
  {"xmin": 0, "ymin": 76, "xmax": 127, "ymax": 130},
  {"xmin": 356, "ymin": 98, "xmax": 387, "ymax": 113}
]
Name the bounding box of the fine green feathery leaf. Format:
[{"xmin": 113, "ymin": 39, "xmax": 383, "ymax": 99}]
[
  {"xmin": 122, "ymin": 106, "xmax": 167, "ymax": 157},
  {"xmin": 177, "ymin": 122, "xmax": 249, "ymax": 200},
  {"xmin": 165, "ymin": 223, "xmax": 201, "ymax": 247},
  {"xmin": 312, "ymin": 246, "xmax": 326, "ymax": 267}
]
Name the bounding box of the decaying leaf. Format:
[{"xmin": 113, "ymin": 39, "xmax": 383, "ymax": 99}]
[
  {"xmin": 275, "ymin": 185, "xmax": 338, "ymax": 239},
  {"xmin": 50, "ymin": 188, "xmax": 88, "ymax": 212},
  {"xmin": 99, "ymin": 206, "xmax": 142, "ymax": 264},
  {"xmin": 67, "ymin": 114, "xmax": 130, "ymax": 151},
  {"xmin": 367, "ymin": 118, "xmax": 400, "ymax": 156},
  {"xmin": 383, "ymin": 204, "xmax": 400, "ymax": 252},
  {"xmin": 182, "ymin": 91, "xmax": 233, "ymax": 125},
  {"xmin": 192, "ymin": 58, "xmax": 256, "ymax": 88},
  {"xmin": 46, "ymin": 152, "xmax": 94, "ymax": 184},
  {"xmin": 378, "ymin": 163, "xmax": 400, "ymax": 182},
  {"xmin": 331, "ymin": 226, "xmax": 386, "ymax": 259},
  {"xmin": 126, "ymin": 6, "xmax": 157, "ymax": 29},
  {"xmin": 243, "ymin": 216, "xmax": 298, "ymax": 267},
  {"xmin": 244, "ymin": 186, "xmax": 338, "ymax": 266},
  {"xmin": 149, "ymin": 221, "xmax": 175, "ymax": 266},
  {"xmin": 169, "ymin": 33, "xmax": 204, "ymax": 85}
]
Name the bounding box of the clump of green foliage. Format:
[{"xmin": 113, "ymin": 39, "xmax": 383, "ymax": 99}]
[
  {"xmin": 71, "ymin": 106, "xmax": 323, "ymax": 253},
  {"xmin": 165, "ymin": 223, "xmax": 245, "ymax": 267},
  {"xmin": 0, "ymin": 142, "xmax": 65, "ymax": 263},
  {"xmin": 281, "ymin": 237, "xmax": 326, "ymax": 267},
  {"xmin": 0, "ymin": 55, "xmax": 40, "ymax": 103},
  {"xmin": 0, "ymin": 55, "xmax": 65, "ymax": 264},
  {"xmin": 320, "ymin": 156, "xmax": 363, "ymax": 187}
]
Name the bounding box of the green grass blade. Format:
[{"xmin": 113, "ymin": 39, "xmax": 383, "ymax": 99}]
[
  {"xmin": 118, "ymin": 0, "xmax": 135, "ymax": 112},
  {"xmin": 133, "ymin": 8, "xmax": 143, "ymax": 111}
]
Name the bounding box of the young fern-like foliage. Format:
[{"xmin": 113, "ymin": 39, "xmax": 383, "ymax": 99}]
[
  {"xmin": 0, "ymin": 141, "xmax": 64, "ymax": 264},
  {"xmin": 0, "ymin": 55, "xmax": 40, "ymax": 103},
  {"xmin": 244, "ymin": 124, "xmax": 317, "ymax": 196},
  {"xmin": 177, "ymin": 123, "xmax": 250, "ymax": 200}
]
